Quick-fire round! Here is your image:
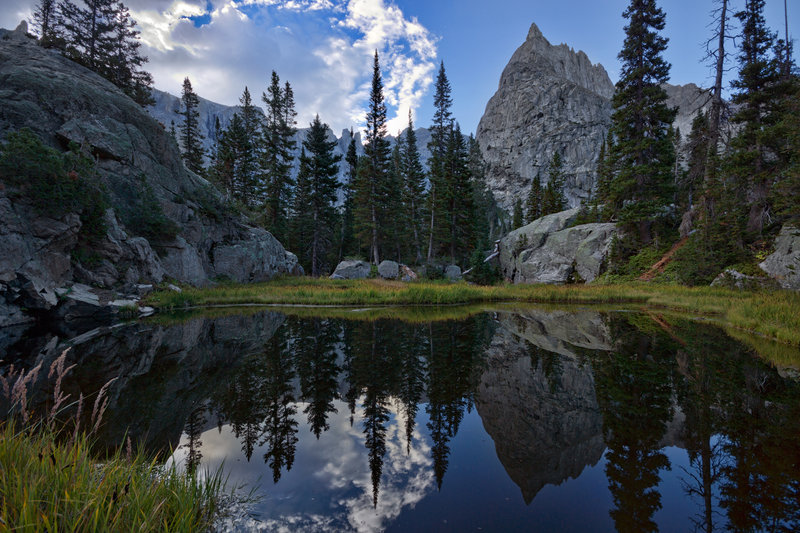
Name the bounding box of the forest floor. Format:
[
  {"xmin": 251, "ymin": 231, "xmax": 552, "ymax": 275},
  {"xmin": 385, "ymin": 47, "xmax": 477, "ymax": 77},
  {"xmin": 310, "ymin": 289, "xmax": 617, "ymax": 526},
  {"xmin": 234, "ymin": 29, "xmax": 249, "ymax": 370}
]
[{"xmin": 145, "ymin": 278, "xmax": 800, "ymax": 348}]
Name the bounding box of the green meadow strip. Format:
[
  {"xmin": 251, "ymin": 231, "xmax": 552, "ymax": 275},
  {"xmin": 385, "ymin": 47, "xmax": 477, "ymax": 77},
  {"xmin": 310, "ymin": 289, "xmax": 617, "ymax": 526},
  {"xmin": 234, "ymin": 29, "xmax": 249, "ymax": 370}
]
[{"xmin": 144, "ymin": 278, "xmax": 800, "ymax": 347}]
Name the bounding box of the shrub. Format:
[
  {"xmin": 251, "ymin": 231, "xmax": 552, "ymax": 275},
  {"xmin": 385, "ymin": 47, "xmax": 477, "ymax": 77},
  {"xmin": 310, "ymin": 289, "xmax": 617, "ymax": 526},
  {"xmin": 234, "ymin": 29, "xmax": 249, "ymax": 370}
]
[{"xmin": 0, "ymin": 128, "xmax": 108, "ymax": 242}]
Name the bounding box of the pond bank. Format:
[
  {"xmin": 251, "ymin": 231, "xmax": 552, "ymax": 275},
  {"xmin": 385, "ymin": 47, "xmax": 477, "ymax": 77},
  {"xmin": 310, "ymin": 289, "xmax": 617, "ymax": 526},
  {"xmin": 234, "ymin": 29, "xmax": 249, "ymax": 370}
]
[{"xmin": 144, "ymin": 278, "xmax": 800, "ymax": 347}]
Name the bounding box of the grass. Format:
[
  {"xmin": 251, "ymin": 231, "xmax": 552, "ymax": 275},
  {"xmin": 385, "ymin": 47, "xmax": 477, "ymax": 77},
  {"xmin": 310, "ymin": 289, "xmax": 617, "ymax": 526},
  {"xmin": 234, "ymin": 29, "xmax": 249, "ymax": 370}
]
[
  {"xmin": 144, "ymin": 277, "xmax": 800, "ymax": 347},
  {"xmin": 0, "ymin": 421, "xmax": 225, "ymax": 532},
  {"xmin": 0, "ymin": 350, "xmax": 229, "ymax": 532}
]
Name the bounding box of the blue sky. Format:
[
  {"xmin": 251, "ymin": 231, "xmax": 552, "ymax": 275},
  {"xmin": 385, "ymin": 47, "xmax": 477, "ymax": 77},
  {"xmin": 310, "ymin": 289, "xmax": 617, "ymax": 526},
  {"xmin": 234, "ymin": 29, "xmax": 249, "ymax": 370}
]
[{"xmin": 1, "ymin": 0, "xmax": 797, "ymax": 135}]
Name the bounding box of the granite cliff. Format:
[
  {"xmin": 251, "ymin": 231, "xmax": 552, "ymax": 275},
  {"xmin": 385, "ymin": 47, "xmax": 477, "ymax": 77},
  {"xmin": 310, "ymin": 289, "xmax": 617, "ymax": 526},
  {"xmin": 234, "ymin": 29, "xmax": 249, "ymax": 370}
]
[
  {"xmin": 477, "ymin": 23, "xmax": 714, "ymax": 213},
  {"xmin": 0, "ymin": 24, "xmax": 299, "ymax": 326}
]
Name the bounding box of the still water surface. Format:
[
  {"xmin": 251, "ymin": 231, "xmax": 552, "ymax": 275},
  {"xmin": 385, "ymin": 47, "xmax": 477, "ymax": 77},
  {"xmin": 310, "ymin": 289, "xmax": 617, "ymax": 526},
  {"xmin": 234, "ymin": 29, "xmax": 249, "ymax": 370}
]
[{"xmin": 3, "ymin": 307, "xmax": 799, "ymax": 531}]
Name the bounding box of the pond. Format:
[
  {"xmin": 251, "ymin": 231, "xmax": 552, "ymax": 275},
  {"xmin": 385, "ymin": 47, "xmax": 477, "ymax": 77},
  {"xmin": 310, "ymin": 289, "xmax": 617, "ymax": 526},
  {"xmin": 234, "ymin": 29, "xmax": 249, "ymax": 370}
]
[{"xmin": 2, "ymin": 306, "xmax": 800, "ymax": 532}]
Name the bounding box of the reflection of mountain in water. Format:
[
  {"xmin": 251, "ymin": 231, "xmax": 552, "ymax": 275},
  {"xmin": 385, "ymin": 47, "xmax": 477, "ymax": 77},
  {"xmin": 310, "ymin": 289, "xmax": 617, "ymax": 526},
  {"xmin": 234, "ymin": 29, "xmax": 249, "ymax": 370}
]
[{"xmin": 476, "ymin": 310, "xmax": 610, "ymax": 504}]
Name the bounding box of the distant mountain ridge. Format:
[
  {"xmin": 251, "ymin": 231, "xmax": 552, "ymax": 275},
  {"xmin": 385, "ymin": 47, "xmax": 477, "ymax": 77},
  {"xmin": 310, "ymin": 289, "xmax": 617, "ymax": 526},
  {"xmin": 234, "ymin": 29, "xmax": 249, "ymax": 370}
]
[{"xmin": 147, "ymin": 89, "xmax": 432, "ymax": 199}]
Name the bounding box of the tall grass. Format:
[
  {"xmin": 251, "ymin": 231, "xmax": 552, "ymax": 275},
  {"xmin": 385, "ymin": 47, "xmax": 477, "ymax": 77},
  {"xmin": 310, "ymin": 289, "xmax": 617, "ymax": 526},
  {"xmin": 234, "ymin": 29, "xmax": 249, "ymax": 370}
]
[
  {"xmin": 0, "ymin": 350, "xmax": 227, "ymax": 532},
  {"xmin": 145, "ymin": 278, "xmax": 800, "ymax": 346}
]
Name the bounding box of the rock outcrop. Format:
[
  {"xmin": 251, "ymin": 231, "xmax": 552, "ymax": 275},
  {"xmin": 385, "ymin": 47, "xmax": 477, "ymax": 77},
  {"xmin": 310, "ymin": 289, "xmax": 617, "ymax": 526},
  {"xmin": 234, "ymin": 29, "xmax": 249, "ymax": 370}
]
[
  {"xmin": 759, "ymin": 225, "xmax": 800, "ymax": 290},
  {"xmin": 476, "ymin": 311, "xmax": 608, "ymax": 504},
  {"xmin": 0, "ymin": 28, "xmax": 298, "ymax": 324},
  {"xmin": 477, "ymin": 23, "xmax": 716, "ymax": 213},
  {"xmin": 499, "ymin": 208, "xmax": 617, "ymax": 283}
]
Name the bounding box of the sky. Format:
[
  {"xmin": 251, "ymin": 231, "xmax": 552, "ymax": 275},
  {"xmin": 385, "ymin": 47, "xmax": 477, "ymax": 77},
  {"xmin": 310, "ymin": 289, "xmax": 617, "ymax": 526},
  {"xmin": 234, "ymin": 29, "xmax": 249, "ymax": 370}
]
[{"xmin": 1, "ymin": 0, "xmax": 797, "ymax": 136}]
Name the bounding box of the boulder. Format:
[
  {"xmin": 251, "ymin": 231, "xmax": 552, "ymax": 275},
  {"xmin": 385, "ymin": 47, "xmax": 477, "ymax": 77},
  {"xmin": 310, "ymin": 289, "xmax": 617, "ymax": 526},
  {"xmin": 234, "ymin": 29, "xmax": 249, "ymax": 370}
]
[
  {"xmin": 330, "ymin": 260, "xmax": 370, "ymax": 280},
  {"xmin": 711, "ymin": 269, "xmax": 780, "ymax": 291},
  {"xmin": 500, "ymin": 209, "xmax": 616, "ymax": 284},
  {"xmin": 445, "ymin": 265, "xmax": 462, "ymax": 281},
  {"xmin": 211, "ymin": 228, "xmax": 300, "ymax": 283},
  {"xmin": 377, "ymin": 260, "xmax": 399, "ymax": 279},
  {"xmin": 498, "ymin": 208, "xmax": 580, "ymax": 270},
  {"xmin": 399, "ymin": 264, "xmax": 418, "ymax": 282},
  {"xmin": 759, "ymin": 225, "xmax": 800, "ymax": 290}
]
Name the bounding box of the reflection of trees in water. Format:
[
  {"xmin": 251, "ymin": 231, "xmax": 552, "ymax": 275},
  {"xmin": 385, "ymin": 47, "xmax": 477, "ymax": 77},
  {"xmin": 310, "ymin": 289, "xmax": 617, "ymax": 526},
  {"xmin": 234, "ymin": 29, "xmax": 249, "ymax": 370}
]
[
  {"xmin": 183, "ymin": 310, "xmax": 800, "ymax": 528},
  {"xmin": 292, "ymin": 318, "xmax": 340, "ymax": 438},
  {"xmin": 202, "ymin": 315, "xmax": 490, "ymax": 501},
  {"xmin": 183, "ymin": 405, "xmax": 206, "ymax": 474},
  {"xmin": 590, "ymin": 314, "xmax": 800, "ymax": 532},
  {"xmin": 259, "ymin": 328, "xmax": 299, "ymax": 484},
  {"xmin": 592, "ymin": 315, "xmax": 677, "ymax": 533}
]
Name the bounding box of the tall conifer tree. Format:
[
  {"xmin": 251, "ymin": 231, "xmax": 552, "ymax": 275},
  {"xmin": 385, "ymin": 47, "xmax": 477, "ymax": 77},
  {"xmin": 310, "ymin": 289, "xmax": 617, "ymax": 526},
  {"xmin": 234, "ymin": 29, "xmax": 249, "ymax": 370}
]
[
  {"xmin": 178, "ymin": 77, "xmax": 205, "ymax": 175},
  {"xmin": 427, "ymin": 62, "xmax": 453, "ymax": 262},
  {"xmin": 262, "ymin": 71, "xmax": 297, "ymax": 242},
  {"xmin": 728, "ymin": 0, "xmax": 782, "ymax": 236},
  {"xmin": 526, "ymin": 173, "xmax": 543, "ymax": 223},
  {"xmin": 353, "ymin": 51, "xmax": 391, "ymax": 264},
  {"xmin": 402, "ymin": 113, "xmax": 426, "ymax": 264},
  {"xmin": 290, "ymin": 116, "xmax": 342, "ymax": 276},
  {"xmin": 607, "ymin": 0, "xmax": 677, "ymax": 245}
]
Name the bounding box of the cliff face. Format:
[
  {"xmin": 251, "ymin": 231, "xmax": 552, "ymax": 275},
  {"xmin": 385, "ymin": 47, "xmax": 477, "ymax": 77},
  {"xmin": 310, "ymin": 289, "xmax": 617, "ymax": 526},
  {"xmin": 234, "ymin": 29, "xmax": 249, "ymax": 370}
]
[
  {"xmin": 0, "ymin": 26, "xmax": 299, "ymax": 325},
  {"xmin": 476, "ymin": 23, "xmax": 713, "ymax": 213}
]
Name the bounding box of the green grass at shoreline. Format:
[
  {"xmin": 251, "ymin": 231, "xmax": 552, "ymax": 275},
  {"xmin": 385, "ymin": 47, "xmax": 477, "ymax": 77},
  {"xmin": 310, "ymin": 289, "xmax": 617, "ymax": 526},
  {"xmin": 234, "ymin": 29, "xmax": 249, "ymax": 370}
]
[
  {"xmin": 145, "ymin": 277, "xmax": 800, "ymax": 347},
  {"xmin": 0, "ymin": 421, "xmax": 224, "ymax": 531}
]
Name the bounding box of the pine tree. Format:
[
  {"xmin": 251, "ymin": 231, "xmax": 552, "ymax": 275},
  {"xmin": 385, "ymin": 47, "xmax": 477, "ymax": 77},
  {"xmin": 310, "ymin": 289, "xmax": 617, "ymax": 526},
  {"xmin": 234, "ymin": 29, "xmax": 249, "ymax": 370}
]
[
  {"xmin": 541, "ymin": 152, "xmax": 567, "ymax": 216},
  {"xmin": 683, "ymin": 112, "xmax": 710, "ymax": 209},
  {"xmin": 526, "ymin": 173, "xmax": 543, "ymax": 223},
  {"xmin": 339, "ymin": 129, "xmax": 358, "ymax": 260},
  {"xmin": 31, "ymin": 0, "xmax": 60, "ymax": 47},
  {"xmin": 59, "ymin": 0, "xmax": 152, "ymax": 105},
  {"xmin": 102, "ymin": 2, "xmax": 153, "ymax": 105},
  {"xmin": 444, "ymin": 123, "xmax": 476, "ymax": 263},
  {"xmin": 402, "ymin": 112, "xmax": 426, "ymax": 264},
  {"xmin": 262, "ymin": 71, "xmax": 297, "ymax": 242},
  {"xmin": 291, "ymin": 116, "xmax": 342, "ymax": 276},
  {"xmin": 236, "ymin": 87, "xmax": 261, "ymax": 207},
  {"xmin": 607, "ymin": 0, "xmax": 677, "ymax": 245},
  {"xmin": 427, "ymin": 62, "xmax": 453, "ymax": 262},
  {"xmin": 727, "ymin": 0, "xmax": 783, "ymax": 236},
  {"xmin": 387, "ymin": 138, "xmax": 406, "ymax": 261},
  {"xmin": 512, "ymin": 198, "xmax": 524, "ymax": 230},
  {"xmin": 596, "ymin": 131, "xmax": 615, "ymax": 208},
  {"xmin": 353, "ymin": 51, "xmax": 391, "ymax": 264},
  {"xmin": 178, "ymin": 77, "xmax": 205, "ymax": 175}
]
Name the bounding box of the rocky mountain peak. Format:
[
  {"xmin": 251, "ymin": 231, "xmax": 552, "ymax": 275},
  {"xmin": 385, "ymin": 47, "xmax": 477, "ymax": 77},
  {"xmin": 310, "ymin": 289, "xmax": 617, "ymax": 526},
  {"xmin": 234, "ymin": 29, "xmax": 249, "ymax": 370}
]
[{"xmin": 477, "ymin": 22, "xmax": 716, "ymax": 214}]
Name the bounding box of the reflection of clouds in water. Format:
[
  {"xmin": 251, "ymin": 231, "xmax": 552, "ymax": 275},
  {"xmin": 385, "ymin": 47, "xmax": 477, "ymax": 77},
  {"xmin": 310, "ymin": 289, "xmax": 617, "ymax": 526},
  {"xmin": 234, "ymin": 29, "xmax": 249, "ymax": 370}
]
[
  {"xmin": 342, "ymin": 398, "xmax": 433, "ymax": 532},
  {"xmin": 172, "ymin": 397, "xmax": 434, "ymax": 532}
]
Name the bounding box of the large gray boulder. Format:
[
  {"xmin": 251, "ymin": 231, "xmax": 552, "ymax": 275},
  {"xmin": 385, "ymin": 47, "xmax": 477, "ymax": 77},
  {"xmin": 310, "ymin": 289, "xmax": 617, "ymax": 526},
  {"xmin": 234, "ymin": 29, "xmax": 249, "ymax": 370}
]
[
  {"xmin": 0, "ymin": 28, "xmax": 299, "ymax": 323},
  {"xmin": 444, "ymin": 265, "xmax": 462, "ymax": 281},
  {"xmin": 711, "ymin": 269, "xmax": 780, "ymax": 291},
  {"xmin": 500, "ymin": 209, "xmax": 616, "ymax": 284},
  {"xmin": 759, "ymin": 225, "xmax": 800, "ymax": 290},
  {"xmin": 377, "ymin": 260, "xmax": 399, "ymax": 279},
  {"xmin": 330, "ymin": 260, "xmax": 370, "ymax": 280}
]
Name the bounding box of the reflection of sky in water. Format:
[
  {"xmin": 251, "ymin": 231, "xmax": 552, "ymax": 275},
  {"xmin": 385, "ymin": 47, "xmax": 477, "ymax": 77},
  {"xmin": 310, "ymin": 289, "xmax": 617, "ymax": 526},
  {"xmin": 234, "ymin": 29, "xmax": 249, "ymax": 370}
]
[
  {"xmin": 172, "ymin": 398, "xmax": 435, "ymax": 532},
  {"xmin": 171, "ymin": 399, "xmax": 728, "ymax": 532}
]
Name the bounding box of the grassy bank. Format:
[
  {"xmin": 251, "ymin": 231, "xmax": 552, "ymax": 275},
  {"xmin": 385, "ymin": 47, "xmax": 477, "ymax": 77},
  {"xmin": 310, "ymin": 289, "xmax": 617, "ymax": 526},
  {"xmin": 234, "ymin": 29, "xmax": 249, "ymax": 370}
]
[
  {"xmin": 0, "ymin": 422, "xmax": 224, "ymax": 531},
  {"xmin": 145, "ymin": 278, "xmax": 800, "ymax": 347},
  {"xmin": 0, "ymin": 351, "xmax": 228, "ymax": 531}
]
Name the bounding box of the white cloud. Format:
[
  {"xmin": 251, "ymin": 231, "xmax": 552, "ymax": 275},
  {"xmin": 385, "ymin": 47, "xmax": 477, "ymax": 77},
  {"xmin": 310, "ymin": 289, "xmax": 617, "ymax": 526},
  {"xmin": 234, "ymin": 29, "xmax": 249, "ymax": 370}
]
[
  {"xmin": 106, "ymin": 0, "xmax": 436, "ymax": 134},
  {"xmin": 0, "ymin": 0, "xmax": 436, "ymax": 135}
]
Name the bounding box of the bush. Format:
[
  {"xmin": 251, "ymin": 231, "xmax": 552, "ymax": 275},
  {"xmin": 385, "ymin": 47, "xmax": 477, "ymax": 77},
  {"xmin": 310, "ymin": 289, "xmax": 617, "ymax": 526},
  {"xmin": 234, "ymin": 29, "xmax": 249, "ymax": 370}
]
[
  {"xmin": 466, "ymin": 247, "xmax": 500, "ymax": 285},
  {"xmin": 0, "ymin": 128, "xmax": 108, "ymax": 242},
  {"xmin": 119, "ymin": 176, "xmax": 179, "ymax": 246}
]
